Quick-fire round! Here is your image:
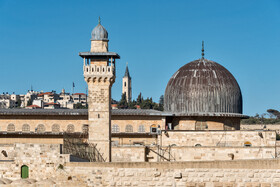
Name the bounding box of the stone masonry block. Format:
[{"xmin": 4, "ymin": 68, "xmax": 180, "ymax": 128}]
[
  {"xmin": 261, "ymin": 183, "xmax": 271, "ymax": 187},
  {"xmin": 224, "ymin": 183, "xmax": 236, "ymax": 187},
  {"xmin": 245, "ymin": 183, "xmax": 261, "ymax": 187},
  {"xmin": 213, "ymin": 183, "xmax": 223, "ymax": 187},
  {"xmin": 186, "ymin": 182, "xmax": 197, "ymax": 187}
]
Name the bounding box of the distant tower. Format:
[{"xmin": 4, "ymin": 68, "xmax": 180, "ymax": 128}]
[
  {"xmin": 122, "ymin": 63, "xmax": 132, "ymax": 102},
  {"xmin": 79, "ymin": 18, "xmax": 120, "ymax": 162}
]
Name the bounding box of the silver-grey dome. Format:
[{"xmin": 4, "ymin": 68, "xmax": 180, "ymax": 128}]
[
  {"xmin": 91, "ymin": 22, "xmax": 108, "ymax": 41},
  {"xmin": 164, "ymin": 58, "xmax": 243, "ymax": 114}
]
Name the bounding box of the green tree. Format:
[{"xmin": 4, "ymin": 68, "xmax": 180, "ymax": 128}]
[
  {"xmin": 267, "ymin": 109, "xmax": 280, "ymax": 119},
  {"xmin": 241, "ymin": 111, "xmax": 280, "ymax": 125},
  {"xmin": 158, "ymin": 95, "xmax": 164, "ymax": 111},
  {"xmin": 16, "ymin": 98, "xmax": 22, "ymax": 108},
  {"xmin": 140, "ymin": 97, "xmax": 154, "ymax": 109},
  {"xmin": 128, "ymin": 100, "xmax": 137, "ymax": 109},
  {"xmin": 136, "ymin": 93, "xmax": 143, "ymax": 105},
  {"xmin": 27, "ymin": 99, "xmax": 32, "ymax": 106},
  {"xmin": 74, "ymin": 103, "xmax": 88, "ymax": 109},
  {"xmin": 118, "ymin": 93, "xmax": 128, "ymax": 109}
]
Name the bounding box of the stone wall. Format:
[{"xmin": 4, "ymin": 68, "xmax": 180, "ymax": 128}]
[
  {"xmin": 112, "ymin": 147, "xmax": 145, "ymax": 162},
  {"xmin": 147, "ymin": 146, "xmax": 276, "ymax": 162},
  {"xmin": 174, "ymin": 117, "xmax": 240, "ymax": 130},
  {"xmin": 0, "ymin": 143, "xmax": 68, "ymax": 181},
  {"xmin": 63, "ymin": 159, "xmax": 280, "ymax": 186},
  {"xmin": 0, "ymin": 136, "xmax": 63, "ymax": 144},
  {"xmin": 241, "ymin": 124, "xmax": 280, "ymax": 134},
  {"xmin": 111, "ymin": 130, "xmax": 278, "ymax": 162},
  {"xmin": 1, "ymin": 143, "xmax": 280, "ymax": 186},
  {"xmin": 112, "ymin": 136, "xmax": 157, "ymax": 146},
  {"xmin": 161, "ymin": 130, "xmax": 276, "ymax": 147},
  {"xmin": 112, "ymin": 145, "xmax": 277, "ymax": 163},
  {"xmin": 0, "ymin": 144, "xmax": 14, "ymax": 161}
]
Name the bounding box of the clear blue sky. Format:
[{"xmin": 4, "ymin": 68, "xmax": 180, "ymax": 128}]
[{"xmin": 0, "ymin": 0, "xmax": 280, "ymax": 116}]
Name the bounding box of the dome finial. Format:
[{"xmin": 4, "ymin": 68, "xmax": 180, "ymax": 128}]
[
  {"xmin": 201, "ymin": 41, "xmax": 205, "ymax": 59},
  {"xmin": 98, "ymin": 16, "xmax": 101, "ymax": 25}
]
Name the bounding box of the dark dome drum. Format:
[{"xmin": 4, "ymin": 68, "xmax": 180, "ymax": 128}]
[{"xmin": 164, "ymin": 59, "xmax": 242, "ymax": 114}]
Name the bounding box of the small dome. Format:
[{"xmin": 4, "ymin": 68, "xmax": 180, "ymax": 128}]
[
  {"xmin": 164, "ymin": 58, "xmax": 242, "ymax": 114},
  {"xmin": 91, "ymin": 19, "xmax": 108, "ymax": 41}
]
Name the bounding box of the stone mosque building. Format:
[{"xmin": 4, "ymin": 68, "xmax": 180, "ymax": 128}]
[{"xmin": 0, "ymin": 19, "xmax": 278, "ymax": 185}]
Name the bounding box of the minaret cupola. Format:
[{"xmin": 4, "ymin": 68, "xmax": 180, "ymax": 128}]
[
  {"xmin": 91, "ymin": 17, "xmax": 108, "ymax": 41},
  {"xmin": 90, "ymin": 17, "xmax": 109, "ymax": 52}
]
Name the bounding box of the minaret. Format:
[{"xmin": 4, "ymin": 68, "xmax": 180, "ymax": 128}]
[
  {"xmin": 122, "ymin": 63, "xmax": 132, "ymax": 102},
  {"xmin": 79, "ymin": 18, "xmax": 120, "ymax": 162}
]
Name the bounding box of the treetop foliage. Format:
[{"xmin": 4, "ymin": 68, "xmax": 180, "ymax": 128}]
[
  {"xmin": 241, "ymin": 109, "xmax": 280, "ymax": 124},
  {"xmin": 117, "ymin": 92, "xmax": 164, "ymax": 111}
]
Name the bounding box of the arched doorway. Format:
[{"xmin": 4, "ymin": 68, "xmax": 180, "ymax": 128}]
[{"xmin": 21, "ymin": 165, "xmax": 29, "ymax": 179}]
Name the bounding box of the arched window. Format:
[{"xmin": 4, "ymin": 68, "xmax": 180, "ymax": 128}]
[
  {"xmin": 82, "ymin": 124, "xmax": 89, "ymax": 134},
  {"xmin": 7, "ymin": 124, "xmax": 15, "ymax": 132},
  {"xmin": 195, "ymin": 121, "xmax": 208, "ymax": 130},
  {"xmin": 125, "ymin": 125, "xmax": 133, "ymax": 133},
  {"xmin": 112, "ymin": 124, "xmax": 120, "ymax": 133},
  {"xmin": 22, "ymin": 124, "xmax": 30, "ymax": 132},
  {"xmin": 195, "ymin": 144, "xmax": 202, "ymax": 147},
  {"xmin": 52, "ymin": 124, "xmax": 60, "ymax": 133},
  {"xmin": 124, "ymin": 82, "xmax": 126, "ymax": 87},
  {"xmin": 67, "ymin": 124, "xmax": 74, "ymax": 133},
  {"xmin": 21, "ymin": 165, "xmax": 29, "ymax": 179},
  {"xmin": 37, "ymin": 124, "xmax": 45, "ymax": 133},
  {"xmin": 138, "ymin": 125, "xmax": 145, "ymax": 133},
  {"xmin": 244, "ymin": 141, "xmax": 252, "ymax": 147}
]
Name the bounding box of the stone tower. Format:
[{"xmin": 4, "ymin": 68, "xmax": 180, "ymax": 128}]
[
  {"xmin": 122, "ymin": 64, "xmax": 132, "ymax": 102},
  {"xmin": 79, "ymin": 18, "xmax": 120, "ymax": 162}
]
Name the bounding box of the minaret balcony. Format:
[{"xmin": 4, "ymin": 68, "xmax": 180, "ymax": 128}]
[{"xmin": 83, "ymin": 64, "xmax": 115, "ymax": 77}]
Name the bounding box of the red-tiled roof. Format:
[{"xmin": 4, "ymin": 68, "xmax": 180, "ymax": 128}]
[
  {"xmin": 44, "ymin": 102, "xmax": 59, "ymax": 105},
  {"xmin": 38, "ymin": 92, "xmax": 53, "ymax": 97}
]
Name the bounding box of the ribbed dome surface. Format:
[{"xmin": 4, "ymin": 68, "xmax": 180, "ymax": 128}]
[
  {"xmin": 91, "ymin": 23, "xmax": 108, "ymax": 41},
  {"xmin": 164, "ymin": 59, "xmax": 242, "ymax": 114}
]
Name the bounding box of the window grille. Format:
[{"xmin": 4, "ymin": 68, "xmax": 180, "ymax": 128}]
[
  {"xmin": 52, "ymin": 124, "xmax": 60, "ymax": 133},
  {"xmin": 125, "ymin": 125, "xmax": 133, "ymax": 133},
  {"xmin": 82, "ymin": 124, "xmax": 89, "ymax": 134},
  {"xmin": 22, "ymin": 124, "xmax": 30, "ymax": 132},
  {"xmin": 7, "ymin": 124, "xmax": 15, "ymax": 132},
  {"xmin": 138, "ymin": 125, "xmax": 145, "ymax": 133},
  {"xmin": 112, "ymin": 124, "xmax": 120, "ymax": 133},
  {"xmin": 37, "ymin": 124, "xmax": 45, "ymax": 133},
  {"xmin": 67, "ymin": 124, "xmax": 75, "ymax": 133}
]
